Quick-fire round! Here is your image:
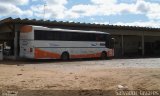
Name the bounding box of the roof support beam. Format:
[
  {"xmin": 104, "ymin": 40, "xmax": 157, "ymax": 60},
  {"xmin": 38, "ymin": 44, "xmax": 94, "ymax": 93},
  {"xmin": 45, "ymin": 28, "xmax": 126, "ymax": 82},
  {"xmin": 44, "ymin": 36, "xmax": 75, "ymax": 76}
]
[
  {"xmin": 7, "ymin": 24, "xmax": 14, "ymax": 31},
  {"xmin": 121, "ymin": 35, "xmax": 124, "ymax": 56},
  {"xmin": 142, "ymin": 31, "xmax": 145, "ymax": 56},
  {"xmin": 13, "ymin": 24, "xmax": 19, "ymax": 60}
]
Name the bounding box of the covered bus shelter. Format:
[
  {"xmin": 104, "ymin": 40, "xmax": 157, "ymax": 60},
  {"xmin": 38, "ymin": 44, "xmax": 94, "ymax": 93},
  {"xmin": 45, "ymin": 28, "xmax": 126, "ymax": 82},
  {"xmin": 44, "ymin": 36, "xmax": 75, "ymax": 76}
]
[{"xmin": 0, "ymin": 17, "xmax": 160, "ymax": 60}]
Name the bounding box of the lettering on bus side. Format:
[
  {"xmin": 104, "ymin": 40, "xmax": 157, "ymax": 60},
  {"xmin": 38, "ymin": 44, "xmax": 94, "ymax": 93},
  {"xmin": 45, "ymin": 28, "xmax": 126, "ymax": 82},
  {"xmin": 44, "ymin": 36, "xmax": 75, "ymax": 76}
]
[
  {"xmin": 91, "ymin": 43, "xmax": 97, "ymax": 46},
  {"xmin": 49, "ymin": 43, "xmax": 59, "ymax": 47},
  {"xmin": 100, "ymin": 43, "xmax": 105, "ymax": 46},
  {"xmin": 22, "ymin": 40, "xmax": 29, "ymax": 46}
]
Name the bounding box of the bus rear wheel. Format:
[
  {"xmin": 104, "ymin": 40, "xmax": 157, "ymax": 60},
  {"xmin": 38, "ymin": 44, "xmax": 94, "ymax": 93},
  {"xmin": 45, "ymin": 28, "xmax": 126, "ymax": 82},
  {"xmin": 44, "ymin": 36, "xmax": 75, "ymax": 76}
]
[
  {"xmin": 61, "ymin": 52, "xmax": 69, "ymax": 61},
  {"xmin": 101, "ymin": 52, "xmax": 107, "ymax": 60}
]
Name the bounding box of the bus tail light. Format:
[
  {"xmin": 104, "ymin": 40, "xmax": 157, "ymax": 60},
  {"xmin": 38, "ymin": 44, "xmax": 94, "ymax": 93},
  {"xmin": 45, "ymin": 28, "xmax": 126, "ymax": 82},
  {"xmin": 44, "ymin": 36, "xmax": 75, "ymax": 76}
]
[{"xmin": 30, "ymin": 48, "xmax": 33, "ymax": 52}]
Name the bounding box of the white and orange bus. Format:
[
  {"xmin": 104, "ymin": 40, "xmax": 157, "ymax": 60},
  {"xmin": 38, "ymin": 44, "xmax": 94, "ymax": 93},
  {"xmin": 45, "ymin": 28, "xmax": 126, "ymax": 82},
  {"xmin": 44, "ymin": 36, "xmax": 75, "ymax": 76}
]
[{"xmin": 20, "ymin": 25, "xmax": 114, "ymax": 60}]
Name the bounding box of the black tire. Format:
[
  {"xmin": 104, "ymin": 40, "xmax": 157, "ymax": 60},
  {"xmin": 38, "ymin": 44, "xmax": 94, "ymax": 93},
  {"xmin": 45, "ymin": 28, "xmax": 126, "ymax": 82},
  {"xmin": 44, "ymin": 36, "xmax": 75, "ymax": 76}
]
[
  {"xmin": 61, "ymin": 52, "xmax": 69, "ymax": 61},
  {"xmin": 101, "ymin": 52, "xmax": 107, "ymax": 60}
]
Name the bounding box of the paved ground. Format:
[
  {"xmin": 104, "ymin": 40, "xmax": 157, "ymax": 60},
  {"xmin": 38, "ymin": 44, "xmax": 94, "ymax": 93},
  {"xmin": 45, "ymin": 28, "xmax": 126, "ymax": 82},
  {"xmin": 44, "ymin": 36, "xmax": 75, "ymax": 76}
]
[{"xmin": 0, "ymin": 58, "xmax": 160, "ymax": 95}]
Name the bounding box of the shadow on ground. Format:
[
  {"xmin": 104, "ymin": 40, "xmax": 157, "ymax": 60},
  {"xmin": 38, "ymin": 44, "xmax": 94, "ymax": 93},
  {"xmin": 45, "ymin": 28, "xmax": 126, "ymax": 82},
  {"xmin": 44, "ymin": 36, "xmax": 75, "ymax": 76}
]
[{"xmin": 0, "ymin": 58, "xmax": 110, "ymax": 65}]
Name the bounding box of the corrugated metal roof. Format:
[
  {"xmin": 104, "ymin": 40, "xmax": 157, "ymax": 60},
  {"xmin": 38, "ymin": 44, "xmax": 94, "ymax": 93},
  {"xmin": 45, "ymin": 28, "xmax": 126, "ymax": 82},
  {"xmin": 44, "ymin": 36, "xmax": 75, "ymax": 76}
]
[{"xmin": 0, "ymin": 17, "xmax": 160, "ymax": 31}]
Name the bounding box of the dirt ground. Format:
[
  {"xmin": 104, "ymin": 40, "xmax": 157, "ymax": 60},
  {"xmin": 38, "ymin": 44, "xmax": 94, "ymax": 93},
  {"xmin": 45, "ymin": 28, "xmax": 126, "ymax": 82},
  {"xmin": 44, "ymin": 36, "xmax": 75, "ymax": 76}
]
[{"xmin": 0, "ymin": 58, "xmax": 160, "ymax": 96}]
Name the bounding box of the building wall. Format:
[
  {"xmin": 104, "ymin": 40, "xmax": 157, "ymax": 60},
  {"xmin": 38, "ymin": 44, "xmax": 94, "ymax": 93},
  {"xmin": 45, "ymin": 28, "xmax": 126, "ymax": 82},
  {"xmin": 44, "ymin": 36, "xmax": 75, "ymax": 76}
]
[{"xmin": 123, "ymin": 35, "xmax": 141, "ymax": 56}]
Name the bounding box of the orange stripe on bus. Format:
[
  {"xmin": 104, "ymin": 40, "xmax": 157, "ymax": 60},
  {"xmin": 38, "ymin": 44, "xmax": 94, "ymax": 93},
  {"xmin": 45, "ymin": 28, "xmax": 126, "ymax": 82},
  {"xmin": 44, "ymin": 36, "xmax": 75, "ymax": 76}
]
[
  {"xmin": 34, "ymin": 48, "xmax": 61, "ymax": 59},
  {"xmin": 71, "ymin": 53, "xmax": 101, "ymax": 58},
  {"xmin": 34, "ymin": 48, "xmax": 104, "ymax": 59},
  {"xmin": 20, "ymin": 26, "xmax": 32, "ymax": 33}
]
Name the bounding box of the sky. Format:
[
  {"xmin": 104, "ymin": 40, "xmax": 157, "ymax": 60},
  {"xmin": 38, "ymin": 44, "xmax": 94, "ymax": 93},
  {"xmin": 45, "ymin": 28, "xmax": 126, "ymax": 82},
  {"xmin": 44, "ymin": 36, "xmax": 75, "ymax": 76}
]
[{"xmin": 0, "ymin": 0, "xmax": 160, "ymax": 28}]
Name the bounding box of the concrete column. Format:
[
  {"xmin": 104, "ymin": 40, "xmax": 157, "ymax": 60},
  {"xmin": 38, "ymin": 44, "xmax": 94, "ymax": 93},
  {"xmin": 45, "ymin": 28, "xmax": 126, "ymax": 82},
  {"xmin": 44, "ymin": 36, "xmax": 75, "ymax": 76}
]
[
  {"xmin": 0, "ymin": 44, "xmax": 3, "ymax": 60},
  {"xmin": 14, "ymin": 24, "xmax": 18, "ymax": 59},
  {"xmin": 142, "ymin": 31, "xmax": 145, "ymax": 56},
  {"xmin": 121, "ymin": 35, "xmax": 124, "ymax": 56}
]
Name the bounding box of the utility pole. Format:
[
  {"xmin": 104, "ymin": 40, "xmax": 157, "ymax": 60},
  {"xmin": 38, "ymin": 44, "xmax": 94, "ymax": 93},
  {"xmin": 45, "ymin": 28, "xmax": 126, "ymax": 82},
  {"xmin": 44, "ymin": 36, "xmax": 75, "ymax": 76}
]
[{"xmin": 43, "ymin": 2, "xmax": 47, "ymax": 20}]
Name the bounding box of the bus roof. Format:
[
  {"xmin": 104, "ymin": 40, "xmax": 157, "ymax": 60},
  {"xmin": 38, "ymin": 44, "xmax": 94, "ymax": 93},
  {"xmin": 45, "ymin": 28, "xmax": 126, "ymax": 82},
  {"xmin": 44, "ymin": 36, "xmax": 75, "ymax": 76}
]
[{"xmin": 31, "ymin": 25, "xmax": 109, "ymax": 34}]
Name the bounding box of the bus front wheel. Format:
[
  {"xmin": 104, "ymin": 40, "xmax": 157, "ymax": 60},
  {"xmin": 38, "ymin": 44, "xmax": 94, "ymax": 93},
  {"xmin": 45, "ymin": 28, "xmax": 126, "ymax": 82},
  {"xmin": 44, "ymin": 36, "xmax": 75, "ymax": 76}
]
[
  {"xmin": 101, "ymin": 52, "xmax": 107, "ymax": 60},
  {"xmin": 61, "ymin": 52, "xmax": 69, "ymax": 61}
]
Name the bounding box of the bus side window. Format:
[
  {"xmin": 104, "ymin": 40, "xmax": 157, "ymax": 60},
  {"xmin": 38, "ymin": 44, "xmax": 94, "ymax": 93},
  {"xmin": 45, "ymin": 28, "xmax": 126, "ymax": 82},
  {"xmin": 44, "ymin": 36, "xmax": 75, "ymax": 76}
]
[
  {"xmin": 96, "ymin": 34, "xmax": 101, "ymax": 41},
  {"xmin": 96, "ymin": 36, "xmax": 99, "ymax": 41}
]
